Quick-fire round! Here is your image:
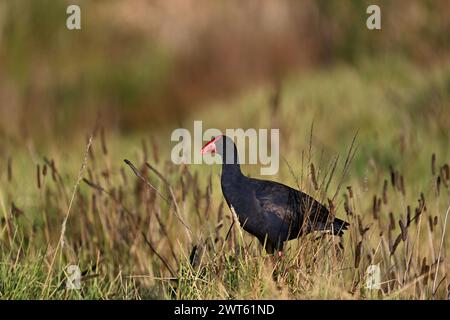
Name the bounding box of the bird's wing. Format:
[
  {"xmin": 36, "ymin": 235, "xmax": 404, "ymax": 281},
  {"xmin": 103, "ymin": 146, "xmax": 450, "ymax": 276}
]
[
  {"xmin": 251, "ymin": 180, "xmax": 295, "ymax": 219},
  {"xmin": 251, "ymin": 178, "xmax": 331, "ymax": 234}
]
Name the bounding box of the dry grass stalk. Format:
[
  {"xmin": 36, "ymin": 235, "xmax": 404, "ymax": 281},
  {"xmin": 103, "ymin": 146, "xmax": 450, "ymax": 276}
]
[{"xmin": 43, "ymin": 134, "xmax": 94, "ymax": 296}]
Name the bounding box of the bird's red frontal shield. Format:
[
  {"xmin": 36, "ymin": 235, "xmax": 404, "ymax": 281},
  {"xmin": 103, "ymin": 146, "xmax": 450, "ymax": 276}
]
[{"xmin": 200, "ymin": 136, "xmax": 221, "ymax": 155}]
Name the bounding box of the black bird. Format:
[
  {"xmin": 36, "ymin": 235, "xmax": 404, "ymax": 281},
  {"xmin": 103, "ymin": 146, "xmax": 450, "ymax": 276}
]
[{"xmin": 201, "ymin": 135, "xmax": 349, "ymax": 254}]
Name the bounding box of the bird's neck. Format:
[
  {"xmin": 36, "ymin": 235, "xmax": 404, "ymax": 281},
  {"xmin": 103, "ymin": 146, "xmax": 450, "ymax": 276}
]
[
  {"xmin": 221, "ymin": 162, "xmax": 243, "ymax": 180},
  {"xmin": 221, "ymin": 142, "xmax": 243, "ymax": 180}
]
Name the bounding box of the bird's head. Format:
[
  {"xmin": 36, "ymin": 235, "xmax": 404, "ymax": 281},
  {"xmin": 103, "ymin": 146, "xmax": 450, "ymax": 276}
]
[
  {"xmin": 201, "ymin": 135, "xmax": 237, "ymax": 163},
  {"xmin": 201, "ymin": 135, "xmax": 223, "ymax": 157}
]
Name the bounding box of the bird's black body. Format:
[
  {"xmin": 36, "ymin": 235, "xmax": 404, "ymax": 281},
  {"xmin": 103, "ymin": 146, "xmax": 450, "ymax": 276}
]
[{"xmin": 205, "ymin": 135, "xmax": 349, "ymax": 253}]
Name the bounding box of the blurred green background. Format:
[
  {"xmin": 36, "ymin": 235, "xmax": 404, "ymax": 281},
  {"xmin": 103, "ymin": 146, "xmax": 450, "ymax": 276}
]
[{"xmin": 0, "ymin": 0, "xmax": 449, "ymax": 141}]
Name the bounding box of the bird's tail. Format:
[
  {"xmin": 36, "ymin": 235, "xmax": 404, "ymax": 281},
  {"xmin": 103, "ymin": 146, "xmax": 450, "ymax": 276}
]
[{"xmin": 331, "ymin": 218, "xmax": 350, "ymax": 236}]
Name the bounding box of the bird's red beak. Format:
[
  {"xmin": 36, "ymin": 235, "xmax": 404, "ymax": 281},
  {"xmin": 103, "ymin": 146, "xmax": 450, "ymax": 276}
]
[{"xmin": 201, "ymin": 136, "xmax": 220, "ymax": 155}]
